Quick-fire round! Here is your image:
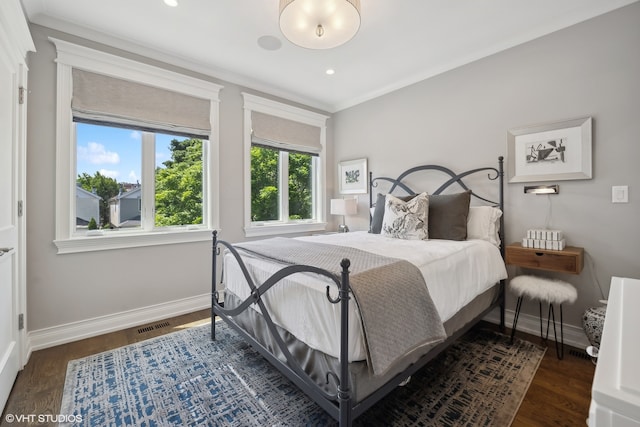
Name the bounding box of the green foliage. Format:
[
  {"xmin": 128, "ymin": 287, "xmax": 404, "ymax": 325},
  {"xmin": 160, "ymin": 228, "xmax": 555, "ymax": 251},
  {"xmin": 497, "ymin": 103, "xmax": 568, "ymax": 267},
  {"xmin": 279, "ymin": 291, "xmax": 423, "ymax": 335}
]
[
  {"xmin": 288, "ymin": 152, "xmax": 312, "ymax": 220},
  {"xmin": 250, "ymin": 146, "xmax": 313, "ymax": 222},
  {"xmin": 155, "ymin": 138, "xmax": 203, "ymax": 227},
  {"xmin": 88, "ymin": 217, "xmax": 98, "ymax": 230},
  {"xmin": 77, "ymin": 172, "xmax": 119, "ymax": 227},
  {"xmin": 251, "ymin": 146, "xmax": 279, "ymax": 221}
]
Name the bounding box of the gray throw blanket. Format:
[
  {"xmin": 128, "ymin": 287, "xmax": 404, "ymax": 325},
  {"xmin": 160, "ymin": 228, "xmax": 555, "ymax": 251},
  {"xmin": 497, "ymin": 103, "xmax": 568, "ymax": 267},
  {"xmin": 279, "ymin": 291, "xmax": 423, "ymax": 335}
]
[{"xmin": 234, "ymin": 237, "xmax": 446, "ymax": 376}]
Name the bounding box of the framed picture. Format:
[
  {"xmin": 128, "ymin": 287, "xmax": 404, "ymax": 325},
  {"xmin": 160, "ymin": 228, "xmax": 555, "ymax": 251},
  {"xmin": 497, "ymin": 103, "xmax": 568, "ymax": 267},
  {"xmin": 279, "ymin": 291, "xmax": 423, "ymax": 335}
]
[
  {"xmin": 507, "ymin": 117, "xmax": 592, "ymax": 183},
  {"xmin": 338, "ymin": 158, "xmax": 368, "ymax": 194}
]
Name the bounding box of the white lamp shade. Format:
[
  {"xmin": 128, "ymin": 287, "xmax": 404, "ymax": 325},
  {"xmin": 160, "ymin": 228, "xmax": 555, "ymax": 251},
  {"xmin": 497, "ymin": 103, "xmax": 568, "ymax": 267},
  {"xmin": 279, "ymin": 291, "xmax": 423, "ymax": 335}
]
[
  {"xmin": 330, "ymin": 198, "xmax": 357, "ymax": 216},
  {"xmin": 279, "ymin": 0, "xmax": 361, "ymax": 49}
]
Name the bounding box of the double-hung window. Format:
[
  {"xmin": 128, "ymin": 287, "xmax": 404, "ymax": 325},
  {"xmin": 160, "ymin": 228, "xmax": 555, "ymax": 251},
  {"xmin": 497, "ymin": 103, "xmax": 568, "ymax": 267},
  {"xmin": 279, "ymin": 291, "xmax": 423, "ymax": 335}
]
[
  {"xmin": 52, "ymin": 39, "xmax": 222, "ymax": 253},
  {"xmin": 243, "ymin": 94, "xmax": 328, "ymax": 237}
]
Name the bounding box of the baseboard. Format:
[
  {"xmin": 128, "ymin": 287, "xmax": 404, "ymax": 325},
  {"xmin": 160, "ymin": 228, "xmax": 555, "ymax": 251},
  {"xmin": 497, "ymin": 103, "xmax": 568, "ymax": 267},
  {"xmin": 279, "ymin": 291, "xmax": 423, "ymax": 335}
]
[
  {"xmin": 27, "ymin": 293, "xmax": 210, "ymax": 353},
  {"xmin": 483, "ymin": 306, "xmax": 590, "ymax": 351}
]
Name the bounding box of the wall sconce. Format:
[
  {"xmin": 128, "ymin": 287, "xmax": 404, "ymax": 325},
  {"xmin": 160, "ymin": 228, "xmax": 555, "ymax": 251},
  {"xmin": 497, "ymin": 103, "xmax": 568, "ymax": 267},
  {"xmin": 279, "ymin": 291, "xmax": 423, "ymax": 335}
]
[
  {"xmin": 330, "ymin": 198, "xmax": 358, "ymax": 232},
  {"xmin": 524, "ymin": 184, "xmax": 559, "ymax": 195}
]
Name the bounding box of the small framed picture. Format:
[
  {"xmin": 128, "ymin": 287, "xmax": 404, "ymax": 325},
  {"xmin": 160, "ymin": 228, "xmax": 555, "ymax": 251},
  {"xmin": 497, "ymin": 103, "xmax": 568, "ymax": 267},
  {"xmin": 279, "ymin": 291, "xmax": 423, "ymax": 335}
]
[
  {"xmin": 507, "ymin": 117, "xmax": 592, "ymax": 183},
  {"xmin": 338, "ymin": 158, "xmax": 368, "ymax": 194}
]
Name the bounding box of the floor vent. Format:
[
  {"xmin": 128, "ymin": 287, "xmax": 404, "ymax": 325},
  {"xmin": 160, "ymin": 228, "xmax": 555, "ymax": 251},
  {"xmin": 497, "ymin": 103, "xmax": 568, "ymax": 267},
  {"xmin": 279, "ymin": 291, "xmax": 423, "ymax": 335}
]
[
  {"xmin": 569, "ymin": 348, "xmax": 592, "ymax": 361},
  {"xmin": 137, "ymin": 321, "xmax": 171, "ymax": 334}
]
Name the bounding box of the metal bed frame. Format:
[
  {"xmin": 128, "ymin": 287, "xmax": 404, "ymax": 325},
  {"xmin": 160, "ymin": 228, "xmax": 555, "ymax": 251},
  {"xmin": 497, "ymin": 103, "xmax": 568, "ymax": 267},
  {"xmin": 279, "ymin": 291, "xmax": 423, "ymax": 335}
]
[{"xmin": 211, "ymin": 156, "xmax": 505, "ymax": 426}]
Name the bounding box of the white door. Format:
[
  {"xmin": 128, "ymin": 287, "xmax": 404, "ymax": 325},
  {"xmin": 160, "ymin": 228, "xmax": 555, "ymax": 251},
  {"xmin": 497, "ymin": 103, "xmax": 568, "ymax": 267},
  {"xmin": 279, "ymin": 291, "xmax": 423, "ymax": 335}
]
[
  {"xmin": 0, "ymin": 48, "xmax": 21, "ymax": 415},
  {"xmin": 0, "ymin": 0, "xmax": 32, "ymax": 413}
]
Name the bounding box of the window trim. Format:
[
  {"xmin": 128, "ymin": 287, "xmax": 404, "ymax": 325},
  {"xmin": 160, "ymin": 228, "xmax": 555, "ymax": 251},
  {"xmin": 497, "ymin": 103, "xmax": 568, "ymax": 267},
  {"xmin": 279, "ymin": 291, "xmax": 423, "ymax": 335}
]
[
  {"xmin": 242, "ymin": 93, "xmax": 328, "ymax": 237},
  {"xmin": 51, "ymin": 38, "xmax": 223, "ymax": 253}
]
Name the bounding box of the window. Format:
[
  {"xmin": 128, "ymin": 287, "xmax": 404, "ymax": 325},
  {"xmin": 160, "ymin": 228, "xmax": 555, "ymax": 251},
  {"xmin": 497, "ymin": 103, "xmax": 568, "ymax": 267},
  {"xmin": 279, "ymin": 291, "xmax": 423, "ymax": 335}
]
[
  {"xmin": 250, "ymin": 147, "xmax": 316, "ymax": 222},
  {"xmin": 243, "ymin": 94, "xmax": 328, "ymax": 237},
  {"xmin": 75, "ymin": 123, "xmax": 204, "ymax": 232},
  {"xmin": 52, "ymin": 39, "xmax": 222, "ymax": 253}
]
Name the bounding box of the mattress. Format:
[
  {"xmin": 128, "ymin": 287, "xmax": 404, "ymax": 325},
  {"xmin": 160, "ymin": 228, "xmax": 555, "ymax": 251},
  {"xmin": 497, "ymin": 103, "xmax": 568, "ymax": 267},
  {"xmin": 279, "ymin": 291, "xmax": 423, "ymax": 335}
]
[{"xmin": 223, "ymin": 231, "xmax": 507, "ymax": 362}]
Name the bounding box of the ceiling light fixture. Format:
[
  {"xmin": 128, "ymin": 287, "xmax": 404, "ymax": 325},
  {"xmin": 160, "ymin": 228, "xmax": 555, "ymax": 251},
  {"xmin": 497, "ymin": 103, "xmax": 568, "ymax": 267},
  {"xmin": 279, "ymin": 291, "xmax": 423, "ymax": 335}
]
[
  {"xmin": 163, "ymin": 0, "xmax": 178, "ymax": 7},
  {"xmin": 325, "ymin": 68, "xmax": 335, "ymax": 75},
  {"xmin": 279, "ymin": 0, "xmax": 361, "ymax": 49}
]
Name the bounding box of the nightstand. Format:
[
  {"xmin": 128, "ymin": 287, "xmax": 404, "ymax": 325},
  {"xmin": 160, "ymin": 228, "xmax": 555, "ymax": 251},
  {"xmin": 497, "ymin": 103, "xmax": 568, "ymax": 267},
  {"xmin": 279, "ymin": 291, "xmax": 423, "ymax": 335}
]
[
  {"xmin": 505, "ymin": 242, "xmax": 584, "ymax": 274},
  {"xmin": 505, "ymin": 242, "xmax": 584, "ymax": 359}
]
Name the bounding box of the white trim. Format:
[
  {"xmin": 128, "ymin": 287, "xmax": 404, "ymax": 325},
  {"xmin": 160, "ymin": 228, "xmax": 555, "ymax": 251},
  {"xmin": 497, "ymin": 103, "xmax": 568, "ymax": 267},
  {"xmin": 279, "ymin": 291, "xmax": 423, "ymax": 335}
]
[
  {"xmin": 54, "ymin": 228, "xmax": 216, "ymax": 254},
  {"xmin": 483, "ymin": 306, "xmax": 590, "ymax": 351},
  {"xmin": 244, "ymin": 222, "xmax": 327, "ymax": 238},
  {"xmin": 0, "ymin": 0, "xmax": 36, "ymax": 66},
  {"xmin": 50, "ymin": 38, "xmax": 223, "ymax": 100},
  {"xmin": 51, "ymin": 39, "xmax": 223, "ymax": 252},
  {"xmin": 27, "ymin": 293, "xmax": 211, "ymax": 352},
  {"xmin": 242, "ymin": 93, "xmax": 328, "ymax": 237}
]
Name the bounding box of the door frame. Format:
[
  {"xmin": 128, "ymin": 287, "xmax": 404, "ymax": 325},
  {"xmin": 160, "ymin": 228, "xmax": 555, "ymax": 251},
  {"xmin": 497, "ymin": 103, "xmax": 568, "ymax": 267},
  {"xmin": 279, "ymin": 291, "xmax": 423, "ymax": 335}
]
[{"xmin": 0, "ymin": 0, "xmax": 35, "ymax": 372}]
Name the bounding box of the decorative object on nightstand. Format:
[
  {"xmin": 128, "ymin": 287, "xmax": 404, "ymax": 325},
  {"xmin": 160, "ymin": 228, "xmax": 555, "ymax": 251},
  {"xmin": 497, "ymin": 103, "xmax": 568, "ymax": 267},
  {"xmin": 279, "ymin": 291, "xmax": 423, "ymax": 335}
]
[
  {"xmin": 509, "ymin": 275, "xmax": 577, "ymax": 359},
  {"xmin": 521, "ymin": 228, "xmax": 566, "ymax": 250},
  {"xmin": 330, "ymin": 197, "xmax": 357, "ymax": 233}
]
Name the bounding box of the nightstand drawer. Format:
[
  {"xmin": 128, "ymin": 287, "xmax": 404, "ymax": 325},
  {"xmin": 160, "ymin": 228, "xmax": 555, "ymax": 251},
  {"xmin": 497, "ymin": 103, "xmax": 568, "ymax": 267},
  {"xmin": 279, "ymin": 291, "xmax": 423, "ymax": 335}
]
[{"xmin": 505, "ymin": 243, "xmax": 584, "ymax": 275}]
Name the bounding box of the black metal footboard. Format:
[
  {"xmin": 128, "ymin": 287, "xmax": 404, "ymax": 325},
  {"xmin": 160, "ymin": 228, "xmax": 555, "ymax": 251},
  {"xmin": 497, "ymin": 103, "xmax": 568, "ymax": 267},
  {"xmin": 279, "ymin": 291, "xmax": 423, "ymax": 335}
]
[{"xmin": 211, "ymin": 231, "xmax": 354, "ymax": 425}]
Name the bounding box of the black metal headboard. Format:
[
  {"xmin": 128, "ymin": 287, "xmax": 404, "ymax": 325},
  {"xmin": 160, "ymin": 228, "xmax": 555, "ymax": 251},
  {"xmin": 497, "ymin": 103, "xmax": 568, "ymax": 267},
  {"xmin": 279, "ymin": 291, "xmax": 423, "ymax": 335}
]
[{"xmin": 368, "ymin": 156, "xmax": 505, "ymax": 254}]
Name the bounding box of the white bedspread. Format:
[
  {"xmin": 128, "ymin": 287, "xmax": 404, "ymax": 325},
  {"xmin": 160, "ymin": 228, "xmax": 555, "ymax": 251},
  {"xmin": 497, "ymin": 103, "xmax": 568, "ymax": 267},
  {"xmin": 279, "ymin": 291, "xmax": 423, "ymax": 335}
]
[{"xmin": 223, "ymin": 231, "xmax": 507, "ymax": 362}]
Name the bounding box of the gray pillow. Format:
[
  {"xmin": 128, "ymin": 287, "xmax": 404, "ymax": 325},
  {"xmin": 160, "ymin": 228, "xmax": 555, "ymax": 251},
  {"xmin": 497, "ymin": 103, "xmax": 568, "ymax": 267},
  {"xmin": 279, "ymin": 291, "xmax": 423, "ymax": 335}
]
[{"xmin": 428, "ymin": 191, "xmax": 471, "ymax": 240}]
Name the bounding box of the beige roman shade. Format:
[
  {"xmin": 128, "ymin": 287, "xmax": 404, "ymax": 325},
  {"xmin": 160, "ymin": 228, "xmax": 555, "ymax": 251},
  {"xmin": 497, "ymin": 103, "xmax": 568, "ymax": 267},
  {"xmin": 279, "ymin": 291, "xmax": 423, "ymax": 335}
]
[
  {"xmin": 251, "ymin": 111, "xmax": 322, "ymax": 155},
  {"xmin": 72, "ymin": 69, "xmax": 211, "ymax": 137}
]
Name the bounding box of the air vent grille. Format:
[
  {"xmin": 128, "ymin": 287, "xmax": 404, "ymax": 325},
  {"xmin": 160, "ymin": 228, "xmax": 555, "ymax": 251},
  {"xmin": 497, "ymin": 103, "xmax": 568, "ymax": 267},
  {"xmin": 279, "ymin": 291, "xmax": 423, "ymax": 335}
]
[{"xmin": 137, "ymin": 321, "xmax": 171, "ymax": 334}]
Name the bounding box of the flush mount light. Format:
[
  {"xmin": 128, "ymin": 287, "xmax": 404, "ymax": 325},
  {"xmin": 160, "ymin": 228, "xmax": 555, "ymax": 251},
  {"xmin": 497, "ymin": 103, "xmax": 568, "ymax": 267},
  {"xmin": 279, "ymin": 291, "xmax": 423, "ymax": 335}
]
[
  {"xmin": 325, "ymin": 68, "xmax": 335, "ymax": 75},
  {"xmin": 163, "ymin": 0, "xmax": 178, "ymax": 7},
  {"xmin": 279, "ymin": 0, "xmax": 361, "ymax": 49},
  {"xmin": 524, "ymin": 185, "xmax": 560, "ymax": 195}
]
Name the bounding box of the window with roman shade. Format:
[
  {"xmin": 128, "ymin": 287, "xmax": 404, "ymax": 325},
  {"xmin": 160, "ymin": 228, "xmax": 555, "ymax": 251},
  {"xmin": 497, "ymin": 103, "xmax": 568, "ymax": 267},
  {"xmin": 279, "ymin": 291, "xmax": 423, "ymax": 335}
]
[
  {"xmin": 243, "ymin": 93, "xmax": 328, "ymax": 237},
  {"xmin": 52, "ymin": 38, "xmax": 223, "ymax": 254}
]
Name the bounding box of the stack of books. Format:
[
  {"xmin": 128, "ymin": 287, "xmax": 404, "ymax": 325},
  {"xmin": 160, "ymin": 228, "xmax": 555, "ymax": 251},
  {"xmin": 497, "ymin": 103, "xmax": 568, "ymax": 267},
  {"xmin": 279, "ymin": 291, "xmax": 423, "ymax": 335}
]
[{"xmin": 521, "ymin": 229, "xmax": 566, "ymax": 250}]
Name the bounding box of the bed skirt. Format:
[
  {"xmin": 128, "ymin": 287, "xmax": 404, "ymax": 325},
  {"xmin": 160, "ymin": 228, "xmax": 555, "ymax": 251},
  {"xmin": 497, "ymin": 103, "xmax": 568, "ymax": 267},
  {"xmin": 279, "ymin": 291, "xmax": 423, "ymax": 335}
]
[{"xmin": 222, "ymin": 283, "xmax": 500, "ymax": 403}]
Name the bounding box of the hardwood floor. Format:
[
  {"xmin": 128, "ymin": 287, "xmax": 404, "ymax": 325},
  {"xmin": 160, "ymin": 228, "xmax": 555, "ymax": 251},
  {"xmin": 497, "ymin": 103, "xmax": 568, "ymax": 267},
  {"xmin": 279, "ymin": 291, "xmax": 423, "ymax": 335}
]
[{"xmin": 1, "ymin": 311, "xmax": 595, "ymax": 426}]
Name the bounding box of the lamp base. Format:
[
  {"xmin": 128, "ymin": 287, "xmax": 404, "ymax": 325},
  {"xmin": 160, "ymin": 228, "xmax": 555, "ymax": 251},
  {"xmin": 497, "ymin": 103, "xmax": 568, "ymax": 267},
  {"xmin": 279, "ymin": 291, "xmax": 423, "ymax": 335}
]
[{"xmin": 338, "ymin": 224, "xmax": 349, "ymax": 233}]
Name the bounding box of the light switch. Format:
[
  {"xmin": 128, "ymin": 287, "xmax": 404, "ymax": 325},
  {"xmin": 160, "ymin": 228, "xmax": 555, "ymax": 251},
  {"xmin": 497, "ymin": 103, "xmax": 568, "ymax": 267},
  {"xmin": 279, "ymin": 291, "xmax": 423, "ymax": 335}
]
[{"xmin": 612, "ymin": 185, "xmax": 628, "ymax": 203}]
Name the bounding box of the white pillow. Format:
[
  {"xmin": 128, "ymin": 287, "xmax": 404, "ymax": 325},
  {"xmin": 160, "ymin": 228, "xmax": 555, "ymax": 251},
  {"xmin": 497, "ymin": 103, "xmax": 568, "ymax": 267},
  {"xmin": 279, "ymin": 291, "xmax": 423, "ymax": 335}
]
[
  {"xmin": 381, "ymin": 192, "xmax": 429, "ymax": 240},
  {"xmin": 466, "ymin": 206, "xmax": 502, "ymax": 246}
]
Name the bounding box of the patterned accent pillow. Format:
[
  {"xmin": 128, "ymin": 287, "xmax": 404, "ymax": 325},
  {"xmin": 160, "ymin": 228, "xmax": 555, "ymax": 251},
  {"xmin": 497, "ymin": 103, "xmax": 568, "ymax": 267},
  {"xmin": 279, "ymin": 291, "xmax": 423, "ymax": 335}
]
[{"xmin": 381, "ymin": 192, "xmax": 429, "ymax": 240}]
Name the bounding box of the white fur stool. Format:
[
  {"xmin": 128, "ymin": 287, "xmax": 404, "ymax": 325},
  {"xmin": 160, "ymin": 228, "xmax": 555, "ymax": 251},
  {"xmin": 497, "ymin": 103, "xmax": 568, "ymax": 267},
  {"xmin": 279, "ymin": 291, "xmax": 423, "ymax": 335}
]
[{"xmin": 509, "ymin": 275, "xmax": 577, "ymax": 359}]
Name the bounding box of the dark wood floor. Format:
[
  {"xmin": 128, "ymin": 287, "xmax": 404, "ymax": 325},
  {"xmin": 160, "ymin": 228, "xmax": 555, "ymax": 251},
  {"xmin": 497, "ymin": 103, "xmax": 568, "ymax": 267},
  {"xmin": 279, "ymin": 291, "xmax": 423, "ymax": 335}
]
[{"xmin": 1, "ymin": 310, "xmax": 594, "ymax": 426}]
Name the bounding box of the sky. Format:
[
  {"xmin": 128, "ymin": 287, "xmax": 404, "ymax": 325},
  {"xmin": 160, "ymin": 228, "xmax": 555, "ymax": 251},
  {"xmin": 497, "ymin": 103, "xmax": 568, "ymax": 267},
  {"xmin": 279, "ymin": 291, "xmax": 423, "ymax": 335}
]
[{"xmin": 76, "ymin": 122, "xmax": 173, "ymax": 184}]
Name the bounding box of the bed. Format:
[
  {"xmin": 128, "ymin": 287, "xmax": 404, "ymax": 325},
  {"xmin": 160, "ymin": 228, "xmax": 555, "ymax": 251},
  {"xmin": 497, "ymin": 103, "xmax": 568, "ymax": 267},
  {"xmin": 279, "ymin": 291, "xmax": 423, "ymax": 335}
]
[{"xmin": 211, "ymin": 156, "xmax": 507, "ymax": 426}]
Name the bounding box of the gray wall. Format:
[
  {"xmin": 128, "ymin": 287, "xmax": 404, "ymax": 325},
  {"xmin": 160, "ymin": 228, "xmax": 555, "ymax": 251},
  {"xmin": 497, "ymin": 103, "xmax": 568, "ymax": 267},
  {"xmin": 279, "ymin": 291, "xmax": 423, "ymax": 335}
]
[
  {"xmin": 25, "ymin": 24, "xmax": 334, "ymax": 332},
  {"xmin": 332, "ymin": 3, "xmax": 640, "ymax": 329}
]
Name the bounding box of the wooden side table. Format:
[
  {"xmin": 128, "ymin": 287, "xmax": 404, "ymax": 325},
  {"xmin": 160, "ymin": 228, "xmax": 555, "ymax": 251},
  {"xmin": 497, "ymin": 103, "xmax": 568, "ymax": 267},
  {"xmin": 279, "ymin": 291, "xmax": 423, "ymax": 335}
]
[{"xmin": 505, "ymin": 242, "xmax": 584, "ymax": 274}]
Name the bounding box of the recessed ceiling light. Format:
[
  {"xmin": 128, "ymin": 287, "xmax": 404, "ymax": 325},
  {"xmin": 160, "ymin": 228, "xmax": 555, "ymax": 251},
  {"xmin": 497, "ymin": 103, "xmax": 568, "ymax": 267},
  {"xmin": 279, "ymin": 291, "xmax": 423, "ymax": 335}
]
[
  {"xmin": 326, "ymin": 69, "xmax": 335, "ymax": 75},
  {"xmin": 164, "ymin": 0, "xmax": 178, "ymax": 7}
]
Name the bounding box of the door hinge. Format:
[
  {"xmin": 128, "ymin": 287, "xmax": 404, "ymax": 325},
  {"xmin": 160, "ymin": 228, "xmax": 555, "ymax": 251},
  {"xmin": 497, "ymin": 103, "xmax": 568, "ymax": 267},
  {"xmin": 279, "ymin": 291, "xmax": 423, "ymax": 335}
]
[
  {"xmin": 18, "ymin": 313, "xmax": 24, "ymax": 330},
  {"xmin": 18, "ymin": 86, "xmax": 25, "ymax": 105},
  {"xmin": 18, "ymin": 200, "xmax": 23, "ymax": 217}
]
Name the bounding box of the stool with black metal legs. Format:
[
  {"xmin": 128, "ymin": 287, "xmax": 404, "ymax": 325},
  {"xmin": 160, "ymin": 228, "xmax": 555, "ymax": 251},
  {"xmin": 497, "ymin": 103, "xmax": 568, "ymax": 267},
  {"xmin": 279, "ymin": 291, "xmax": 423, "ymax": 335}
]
[{"xmin": 509, "ymin": 275, "xmax": 577, "ymax": 359}]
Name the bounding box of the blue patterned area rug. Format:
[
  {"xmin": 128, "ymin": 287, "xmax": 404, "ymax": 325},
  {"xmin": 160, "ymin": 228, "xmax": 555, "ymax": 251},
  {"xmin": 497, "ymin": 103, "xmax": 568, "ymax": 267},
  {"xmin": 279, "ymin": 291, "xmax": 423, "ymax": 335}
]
[{"xmin": 60, "ymin": 321, "xmax": 545, "ymax": 426}]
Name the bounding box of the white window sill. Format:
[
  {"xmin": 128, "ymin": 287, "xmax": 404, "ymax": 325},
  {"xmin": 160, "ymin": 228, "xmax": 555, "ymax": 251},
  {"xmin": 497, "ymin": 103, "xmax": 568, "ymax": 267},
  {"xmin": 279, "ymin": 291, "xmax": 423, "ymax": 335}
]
[
  {"xmin": 54, "ymin": 228, "xmax": 217, "ymax": 254},
  {"xmin": 244, "ymin": 222, "xmax": 327, "ymax": 238}
]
